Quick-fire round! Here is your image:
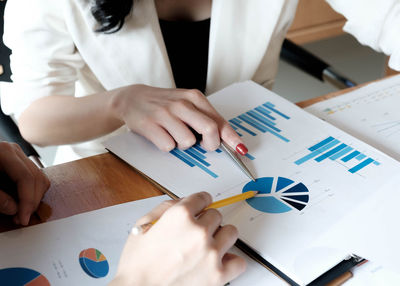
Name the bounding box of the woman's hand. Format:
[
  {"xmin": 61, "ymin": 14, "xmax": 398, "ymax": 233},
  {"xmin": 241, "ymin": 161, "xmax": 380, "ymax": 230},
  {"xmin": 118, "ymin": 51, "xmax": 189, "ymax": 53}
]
[
  {"xmin": 110, "ymin": 192, "xmax": 246, "ymax": 286},
  {"xmin": 109, "ymin": 85, "xmax": 248, "ymax": 153},
  {"xmin": 0, "ymin": 142, "xmax": 50, "ymax": 225}
]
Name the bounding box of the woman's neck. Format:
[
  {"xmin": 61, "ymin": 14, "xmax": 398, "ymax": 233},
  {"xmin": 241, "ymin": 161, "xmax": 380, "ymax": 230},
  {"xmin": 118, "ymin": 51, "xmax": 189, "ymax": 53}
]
[{"xmin": 155, "ymin": 0, "xmax": 211, "ymax": 21}]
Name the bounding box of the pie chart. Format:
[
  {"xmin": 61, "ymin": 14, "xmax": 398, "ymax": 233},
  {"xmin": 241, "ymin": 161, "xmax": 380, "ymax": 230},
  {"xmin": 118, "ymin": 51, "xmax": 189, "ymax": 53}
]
[
  {"xmin": 79, "ymin": 248, "xmax": 109, "ymax": 278},
  {"xmin": 243, "ymin": 177, "xmax": 309, "ymax": 213},
  {"xmin": 0, "ymin": 267, "xmax": 50, "ymax": 286}
]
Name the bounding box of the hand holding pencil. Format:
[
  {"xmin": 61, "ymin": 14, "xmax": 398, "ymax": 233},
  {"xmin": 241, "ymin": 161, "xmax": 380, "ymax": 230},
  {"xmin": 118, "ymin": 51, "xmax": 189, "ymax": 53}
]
[
  {"xmin": 131, "ymin": 191, "xmax": 258, "ymax": 235},
  {"xmin": 112, "ymin": 192, "xmax": 247, "ymax": 286}
]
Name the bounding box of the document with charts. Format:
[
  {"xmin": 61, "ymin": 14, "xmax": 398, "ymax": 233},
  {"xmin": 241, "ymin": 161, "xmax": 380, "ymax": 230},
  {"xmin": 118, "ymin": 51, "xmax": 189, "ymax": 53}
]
[
  {"xmin": 0, "ymin": 195, "xmax": 280, "ymax": 286},
  {"xmin": 104, "ymin": 81, "xmax": 400, "ymax": 285},
  {"xmin": 306, "ymin": 75, "xmax": 400, "ymax": 161}
]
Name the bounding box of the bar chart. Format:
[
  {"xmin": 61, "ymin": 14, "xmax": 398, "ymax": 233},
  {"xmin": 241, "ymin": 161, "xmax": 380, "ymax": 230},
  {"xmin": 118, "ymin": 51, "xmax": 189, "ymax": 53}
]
[
  {"xmin": 229, "ymin": 102, "xmax": 290, "ymax": 142},
  {"xmin": 295, "ymin": 136, "xmax": 380, "ymax": 174},
  {"xmin": 170, "ymin": 143, "xmax": 255, "ymax": 178},
  {"xmin": 169, "ymin": 101, "xmax": 290, "ymax": 178}
]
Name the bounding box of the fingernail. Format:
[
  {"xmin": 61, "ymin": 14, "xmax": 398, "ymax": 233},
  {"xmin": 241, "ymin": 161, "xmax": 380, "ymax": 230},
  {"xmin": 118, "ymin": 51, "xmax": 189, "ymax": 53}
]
[{"xmin": 236, "ymin": 143, "xmax": 248, "ymax": 155}]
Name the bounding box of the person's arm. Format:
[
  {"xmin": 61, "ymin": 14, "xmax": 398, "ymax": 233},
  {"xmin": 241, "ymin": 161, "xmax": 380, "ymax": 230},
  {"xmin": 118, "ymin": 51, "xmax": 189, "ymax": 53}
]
[
  {"xmin": 0, "ymin": 142, "xmax": 50, "ymax": 225},
  {"xmin": 4, "ymin": 1, "xmax": 246, "ymax": 154},
  {"xmin": 326, "ymin": 0, "xmax": 400, "ymax": 71},
  {"xmin": 19, "ymin": 84, "xmax": 246, "ymax": 152},
  {"xmin": 109, "ymin": 192, "xmax": 246, "ymax": 286}
]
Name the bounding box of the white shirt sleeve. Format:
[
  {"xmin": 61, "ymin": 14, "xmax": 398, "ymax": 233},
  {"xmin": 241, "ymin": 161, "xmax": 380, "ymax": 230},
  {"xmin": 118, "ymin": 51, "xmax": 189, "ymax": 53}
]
[
  {"xmin": 1, "ymin": 0, "xmax": 85, "ymax": 119},
  {"xmin": 326, "ymin": 0, "xmax": 400, "ymax": 71}
]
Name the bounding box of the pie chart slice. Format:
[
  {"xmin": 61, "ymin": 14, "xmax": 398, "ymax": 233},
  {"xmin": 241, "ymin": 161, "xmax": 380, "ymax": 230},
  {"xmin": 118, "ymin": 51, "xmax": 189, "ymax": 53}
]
[
  {"xmin": 243, "ymin": 177, "xmax": 309, "ymax": 213},
  {"xmin": 0, "ymin": 267, "xmax": 50, "ymax": 286},
  {"xmin": 79, "ymin": 248, "xmax": 109, "ymax": 278}
]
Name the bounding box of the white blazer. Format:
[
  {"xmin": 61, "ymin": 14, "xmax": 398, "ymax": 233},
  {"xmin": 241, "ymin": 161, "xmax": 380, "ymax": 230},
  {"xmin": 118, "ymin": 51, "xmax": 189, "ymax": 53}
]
[{"xmin": 2, "ymin": 0, "xmax": 399, "ymax": 164}]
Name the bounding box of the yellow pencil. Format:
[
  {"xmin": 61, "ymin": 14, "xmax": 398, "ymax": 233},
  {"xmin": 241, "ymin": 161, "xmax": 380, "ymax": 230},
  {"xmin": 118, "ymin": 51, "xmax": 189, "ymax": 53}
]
[
  {"xmin": 131, "ymin": 191, "xmax": 258, "ymax": 235},
  {"xmin": 205, "ymin": 190, "xmax": 258, "ymax": 209}
]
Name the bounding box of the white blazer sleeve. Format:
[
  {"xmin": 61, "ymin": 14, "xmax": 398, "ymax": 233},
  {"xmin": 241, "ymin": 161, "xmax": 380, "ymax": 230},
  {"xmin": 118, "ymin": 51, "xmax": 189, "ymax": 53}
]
[
  {"xmin": 326, "ymin": 0, "xmax": 400, "ymax": 71},
  {"xmin": 1, "ymin": 0, "xmax": 85, "ymax": 119}
]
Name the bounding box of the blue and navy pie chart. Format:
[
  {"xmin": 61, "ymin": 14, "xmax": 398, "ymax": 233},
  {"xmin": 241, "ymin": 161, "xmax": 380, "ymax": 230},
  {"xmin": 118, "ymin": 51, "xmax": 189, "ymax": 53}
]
[
  {"xmin": 243, "ymin": 177, "xmax": 309, "ymax": 213},
  {"xmin": 0, "ymin": 267, "xmax": 50, "ymax": 286}
]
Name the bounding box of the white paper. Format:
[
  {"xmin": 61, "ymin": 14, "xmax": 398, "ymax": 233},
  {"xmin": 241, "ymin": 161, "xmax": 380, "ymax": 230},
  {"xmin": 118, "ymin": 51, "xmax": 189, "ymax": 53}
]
[
  {"xmin": 345, "ymin": 261, "xmax": 400, "ymax": 286},
  {"xmin": 104, "ymin": 81, "xmax": 400, "ymax": 285},
  {"xmin": 306, "ymin": 75, "xmax": 400, "ymax": 161},
  {"xmin": 0, "ymin": 196, "xmax": 168, "ymax": 285},
  {"xmin": 0, "ymin": 195, "xmax": 281, "ymax": 286}
]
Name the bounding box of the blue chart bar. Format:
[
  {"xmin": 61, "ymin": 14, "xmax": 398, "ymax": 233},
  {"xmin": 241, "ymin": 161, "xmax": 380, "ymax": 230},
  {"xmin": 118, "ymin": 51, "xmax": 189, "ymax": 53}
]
[
  {"xmin": 170, "ymin": 101, "xmax": 292, "ymax": 177},
  {"xmin": 247, "ymin": 110, "xmax": 276, "ymax": 127},
  {"xmin": 349, "ymin": 158, "xmax": 374, "ymax": 173},
  {"xmin": 295, "ymin": 136, "xmax": 380, "ymax": 174},
  {"xmin": 330, "ymin": 146, "xmax": 353, "ymax": 160},
  {"xmin": 229, "ymin": 101, "xmax": 290, "ymax": 142},
  {"xmin": 170, "ymin": 148, "xmax": 218, "ymax": 178},
  {"xmin": 230, "ymin": 118, "xmax": 257, "ymax": 136},
  {"xmin": 355, "ymin": 154, "xmax": 366, "ymax": 160},
  {"xmin": 263, "ymin": 103, "xmax": 290, "ymax": 119},
  {"xmin": 255, "ymin": 106, "xmax": 276, "ymax": 120},
  {"xmin": 342, "ymin": 151, "xmax": 361, "ymax": 162},
  {"xmin": 184, "ymin": 149, "xmax": 210, "ymax": 166},
  {"xmin": 245, "ymin": 153, "xmax": 256, "ymax": 160},
  {"xmin": 295, "ymin": 139, "xmax": 340, "ymax": 165},
  {"xmin": 315, "ymin": 143, "xmax": 347, "ymax": 162},
  {"xmin": 309, "ymin": 136, "xmax": 335, "ymax": 151},
  {"xmin": 193, "ymin": 144, "xmax": 206, "ymax": 154}
]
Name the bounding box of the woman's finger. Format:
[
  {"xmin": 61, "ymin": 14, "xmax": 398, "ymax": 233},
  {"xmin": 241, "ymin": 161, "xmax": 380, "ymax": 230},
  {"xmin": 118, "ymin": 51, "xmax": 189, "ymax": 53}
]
[
  {"xmin": 154, "ymin": 109, "xmax": 197, "ymax": 150},
  {"xmin": 220, "ymin": 121, "xmax": 247, "ymax": 155},
  {"xmin": 0, "ymin": 189, "xmax": 18, "ymax": 215},
  {"xmin": 169, "ymin": 100, "xmax": 220, "ymax": 151},
  {"xmin": 134, "ymin": 122, "xmax": 177, "ymax": 152},
  {"xmin": 182, "ymin": 89, "xmax": 247, "ymax": 153}
]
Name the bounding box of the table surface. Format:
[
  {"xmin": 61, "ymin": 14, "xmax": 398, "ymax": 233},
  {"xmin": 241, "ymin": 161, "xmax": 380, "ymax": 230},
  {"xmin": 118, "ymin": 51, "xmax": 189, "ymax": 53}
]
[{"xmin": 0, "ymin": 81, "xmax": 368, "ymax": 233}]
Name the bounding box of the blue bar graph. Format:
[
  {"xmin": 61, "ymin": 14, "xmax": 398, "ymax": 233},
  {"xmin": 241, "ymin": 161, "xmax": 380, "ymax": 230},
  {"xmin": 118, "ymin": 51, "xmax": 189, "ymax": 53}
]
[
  {"xmin": 229, "ymin": 101, "xmax": 290, "ymax": 142},
  {"xmin": 169, "ymin": 100, "xmax": 289, "ymax": 178},
  {"xmin": 341, "ymin": 151, "xmax": 361, "ymax": 162},
  {"xmin": 309, "ymin": 136, "xmax": 335, "ymax": 151},
  {"xmin": 295, "ymin": 139, "xmax": 340, "ymax": 165},
  {"xmin": 255, "ymin": 106, "xmax": 276, "ymax": 121},
  {"xmin": 349, "ymin": 158, "xmax": 374, "ymax": 173},
  {"xmin": 355, "ymin": 154, "xmax": 366, "ymax": 160},
  {"xmin": 170, "ymin": 148, "xmax": 218, "ymax": 178},
  {"xmin": 263, "ymin": 103, "xmax": 290, "ymax": 119},
  {"xmin": 329, "ymin": 146, "xmax": 353, "ymax": 160},
  {"xmin": 170, "ymin": 144, "xmax": 255, "ymax": 178},
  {"xmin": 314, "ymin": 143, "xmax": 347, "ymax": 162},
  {"xmin": 295, "ymin": 136, "xmax": 380, "ymax": 174}
]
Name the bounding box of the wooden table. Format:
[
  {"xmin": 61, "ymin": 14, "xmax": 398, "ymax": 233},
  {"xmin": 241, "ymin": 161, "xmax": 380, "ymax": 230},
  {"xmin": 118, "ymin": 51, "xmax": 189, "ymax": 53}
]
[{"xmin": 0, "ymin": 79, "xmax": 381, "ymax": 232}]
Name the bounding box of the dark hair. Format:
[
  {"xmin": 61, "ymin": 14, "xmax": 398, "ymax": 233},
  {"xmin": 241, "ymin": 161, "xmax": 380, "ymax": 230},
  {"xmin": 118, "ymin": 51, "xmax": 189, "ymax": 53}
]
[{"xmin": 91, "ymin": 0, "xmax": 134, "ymax": 33}]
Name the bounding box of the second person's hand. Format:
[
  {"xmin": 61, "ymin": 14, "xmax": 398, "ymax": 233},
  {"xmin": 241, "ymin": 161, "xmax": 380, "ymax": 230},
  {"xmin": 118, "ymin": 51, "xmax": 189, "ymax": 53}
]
[
  {"xmin": 110, "ymin": 192, "xmax": 246, "ymax": 286},
  {"xmin": 109, "ymin": 84, "xmax": 248, "ymax": 154}
]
